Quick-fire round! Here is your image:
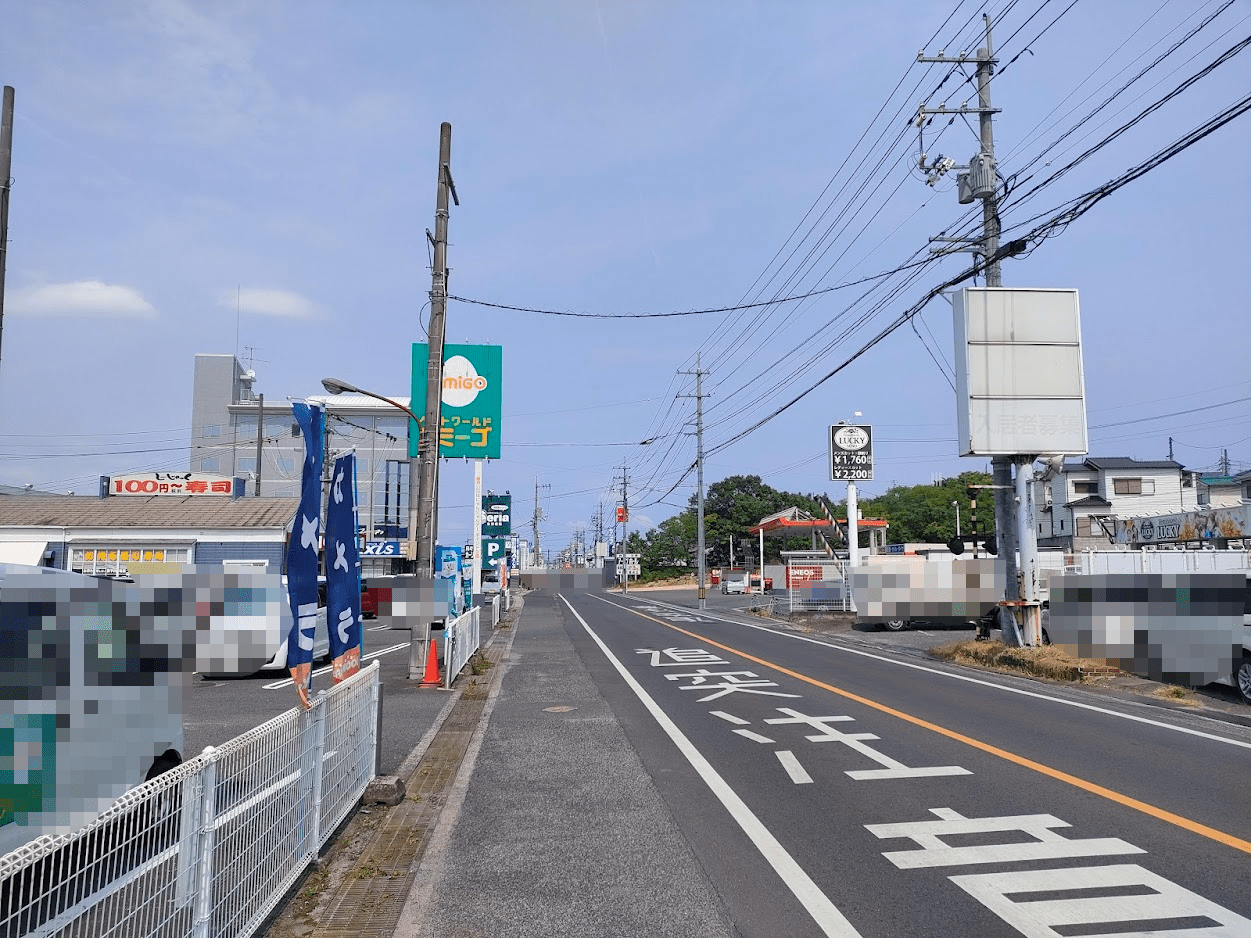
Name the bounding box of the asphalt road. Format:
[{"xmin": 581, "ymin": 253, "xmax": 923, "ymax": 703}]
[
  {"xmin": 546, "ymin": 589, "xmax": 1251, "ymax": 937},
  {"xmin": 185, "ymin": 620, "xmax": 452, "ymax": 775}
]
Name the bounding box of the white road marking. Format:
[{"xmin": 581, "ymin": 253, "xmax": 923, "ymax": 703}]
[
  {"xmin": 262, "ymin": 641, "xmax": 409, "ymax": 689},
  {"xmin": 734, "ymin": 729, "xmax": 776, "ymax": 744},
  {"xmin": 711, "ymin": 710, "xmax": 750, "ymax": 725},
  {"xmin": 776, "ymin": 750, "xmax": 813, "ymax": 785},
  {"xmin": 560, "ymin": 594, "xmax": 863, "ymax": 938},
  {"xmin": 866, "ymin": 808, "xmax": 1141, "ymax": 869},
  {"xmin": 602, "ymin": 594, "xmax": 1251, "ymax": 752},
  {"xmin": 950, "ymin": 863, "xmax": 1251, "ymax": 938}
]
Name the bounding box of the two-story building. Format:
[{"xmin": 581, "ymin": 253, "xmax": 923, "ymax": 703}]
[{"xmin": 1034, "ymin": 457, "xmax": 1199, "ymax": 551}]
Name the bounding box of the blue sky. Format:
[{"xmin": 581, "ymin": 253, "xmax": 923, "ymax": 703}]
[{"xmin": 0, "ymin": 0, "xmax": 1248, "ymax": 550}]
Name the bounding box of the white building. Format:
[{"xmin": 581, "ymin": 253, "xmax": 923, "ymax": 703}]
[
  {"xmin": 1033, "ymin": 457, "xmax": 1199, "ymax": 551},
  {"xmin": 191, "ymin": 353, "xmax": 414, "ymax": 574}
]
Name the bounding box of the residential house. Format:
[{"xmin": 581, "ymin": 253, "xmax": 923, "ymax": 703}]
[{"xmin": 1033, "ymin": 457, "xmax": 1198, "ymax": 551}]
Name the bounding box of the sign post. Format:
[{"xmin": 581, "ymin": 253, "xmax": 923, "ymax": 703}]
[
  {"xmin": 952, "ymin": 287, "xmax": 1088, "ymax": 645},
  {"xmin": 471, "ymin": 462, "xmax": 483, "ymax": 605}
]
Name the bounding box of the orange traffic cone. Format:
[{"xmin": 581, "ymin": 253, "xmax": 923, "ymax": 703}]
[{"xmin": 419, "ymin": 637, "xmax": 441, "ymax": 687}]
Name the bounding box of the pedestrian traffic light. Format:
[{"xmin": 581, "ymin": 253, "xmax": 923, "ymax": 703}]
[{"xmin": 616, "ymin": 506, "xmax": 627, "ymax": 523}]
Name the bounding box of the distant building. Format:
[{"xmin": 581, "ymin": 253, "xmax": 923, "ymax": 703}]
[
  {"xmin": 1032, "ymin": 457, "xmax": 1199, "ymax": 551},
  {"xmin": 190, "ymin": 353, "xmax": 414, "ymax": 575},
  {"xmin": 1197, "ymin": 470, "xmax": 1251, "ymax": 509}
]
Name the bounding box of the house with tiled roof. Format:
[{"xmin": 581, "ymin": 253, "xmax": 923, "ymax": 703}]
[
  {"xmin": 1032, "ymin": 457, "xmax": 1199, "ymax": 551},
  {"xmin": 0, "ymin": 494, "xmax": 299, "ymax": 574}
]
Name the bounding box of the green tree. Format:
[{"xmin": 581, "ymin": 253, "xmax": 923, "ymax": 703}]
[
  {"xmin": 641, "ymin": 512, "xmax": 697, "ymax": 571},
  {"xmin": 857, "ymin": 471, "xmax": 994, "ymax": 546}
]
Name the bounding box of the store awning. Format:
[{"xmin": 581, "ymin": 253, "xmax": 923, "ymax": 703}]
[{"xmin": 0, "ymin": 541, "xmax": 49, "ymax": 566}]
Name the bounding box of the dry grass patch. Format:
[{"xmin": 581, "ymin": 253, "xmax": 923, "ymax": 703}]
[
  {"xmin": 1153, "ymin": 685, "xmax": 1199, "ymax": 706},
  {"xmin": 930, "ymin": 639, "xmax": 1100, "ymax": 683}
]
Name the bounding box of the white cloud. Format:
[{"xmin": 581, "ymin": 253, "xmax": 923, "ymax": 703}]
[
  {"xmin": 225, "ymin": 288, "xmax": 317, "ymax": 319},
  {"xmin": 9, "ymin": 280, "xmax": 157, "ymax": 318}
]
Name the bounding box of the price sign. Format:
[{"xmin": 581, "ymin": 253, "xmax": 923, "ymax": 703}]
[{"xmin": 829, "ymin": 424, "xmax": 873, "ymax": 482}]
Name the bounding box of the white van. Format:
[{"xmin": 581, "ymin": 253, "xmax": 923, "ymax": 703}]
[{"xmin": 198, "ymin": 575, "xmax": 330, "ymax": 677}]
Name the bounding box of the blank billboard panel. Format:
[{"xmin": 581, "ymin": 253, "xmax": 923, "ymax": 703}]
[{"xmin": 953, "ymin": 288, "xmax": 1088, "ymax": 456}]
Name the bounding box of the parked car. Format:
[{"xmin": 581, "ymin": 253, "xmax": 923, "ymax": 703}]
[{"xmin": 721, "ymin": 569, "xmax": 749, "ymax": 595}]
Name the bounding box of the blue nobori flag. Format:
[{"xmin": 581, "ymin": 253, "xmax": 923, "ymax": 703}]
[
  {"xmin": 285, "ymin": 402, "xmax": 324, "ymax": 709},
  {"xmin": 325, "ymin": 451, "xmax": 363, "ymax": 682}
]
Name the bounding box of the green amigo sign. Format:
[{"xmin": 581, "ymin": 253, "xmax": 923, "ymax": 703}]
[{"xmin": 410, "ymin": 344, "xmax": 503, "ymax": 459}]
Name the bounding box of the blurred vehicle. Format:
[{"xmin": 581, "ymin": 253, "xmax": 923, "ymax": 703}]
[
  {"xmin": 0, "ymin": 564, "xmax": 188, "ymax": 857},
  {"xmin": 361, "ymin": 580, "xmax": 378, "ymax": 619}
]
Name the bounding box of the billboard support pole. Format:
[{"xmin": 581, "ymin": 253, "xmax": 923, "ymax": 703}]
[
  {"xmin": 1014, "ymin": 456, "xmax": 1043, "ymax": 645},
  {"xmin": 472, "ymin": 461, "xmax": 483, "ymax": 604}
]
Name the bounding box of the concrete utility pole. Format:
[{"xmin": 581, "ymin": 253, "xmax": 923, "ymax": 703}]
[
  {"xmin": 678, "ymin": 356, "xmax": 708, "ymax": 609},
  {"xmin": 531, "ymin": 478, "xmax": 550, "ymax": 567},
  {"xmin": 0, "ymin": 87, "xmax": 14, "ymax": 376},
  {"xmin": 253, "ymin": 393, "xmax": 264, "ymax": 495},
  {"xmin": 920, "ymin": 15, "xmax": 1018, "ymax": 608},
  {"xmin": 412, "ymin": 121, "xmax": 458, "ymax": 582},
  {"xmin": 619, "ymin": 466, "xmax": 630, "ymax": 593}
]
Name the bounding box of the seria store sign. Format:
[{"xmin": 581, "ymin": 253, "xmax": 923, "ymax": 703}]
[{"xmin": 110, "ymin": 473, "xmax": 236, "ymax": 496}]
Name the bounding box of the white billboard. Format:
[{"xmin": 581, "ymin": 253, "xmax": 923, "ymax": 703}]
[{"xmin": 953, "ymin": 288, "xmax": 1088, "ymax": 456}]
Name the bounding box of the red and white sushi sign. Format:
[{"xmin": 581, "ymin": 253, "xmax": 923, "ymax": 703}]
[{"xmin": 109, "ymin": 473, "xmax": 237, "ymax": 496}]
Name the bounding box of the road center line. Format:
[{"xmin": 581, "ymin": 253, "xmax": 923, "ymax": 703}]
[
  {"xmin": 592, "ymin": 593, "xmax": 1251, "ymax": 857},
  {"xmin": 558, "ymin": 594, "xmax": 863, "ymax": 938},
  {"xmin": 621, "ymin": 595, "xmax": 1251, "ymax": 752}
]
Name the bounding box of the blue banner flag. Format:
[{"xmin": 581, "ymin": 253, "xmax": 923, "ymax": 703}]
[
  {"xmin": 325, "ymin": 451, "xmax": 363, "ymax": 682},
  {"xmin": 285, "ymin": 402, "xmax": 324, "ymax": 708}
]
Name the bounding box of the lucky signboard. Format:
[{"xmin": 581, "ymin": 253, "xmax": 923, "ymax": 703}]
[{"xmin": 829, "ymin": 424, "xmax": 873, "ymax": 482}]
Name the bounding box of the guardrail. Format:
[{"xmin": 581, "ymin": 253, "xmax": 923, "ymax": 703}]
[
  {"xmin": 0, "ymin": 661, "xmax": 381, "ymax": 938},
  {"xmin": 443, "ymin": 606, "xmax": 482, "ymax": 690}
]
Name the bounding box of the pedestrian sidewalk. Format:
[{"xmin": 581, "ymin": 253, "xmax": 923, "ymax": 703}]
[
  {"xmin": 259, "ymin": 590, "xmax": 736, "ymax": 938},
  {"xmin": 394, "ymin": 590, "xmax": 735, "ymax": 938}
]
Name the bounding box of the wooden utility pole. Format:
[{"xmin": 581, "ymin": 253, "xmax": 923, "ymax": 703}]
[
  {"xmin": 411, "ymin": 122, "xmax": 458, "ymax": 580},
  {"xmin": 0, "ymin": 87, "xmax": 14, "ymax": 375}
]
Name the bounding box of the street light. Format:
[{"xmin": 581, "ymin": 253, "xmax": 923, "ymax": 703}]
[
  {"xmin": 322, "ymin": 377, "xmax": 429, "ymax": 680},
  {"xmin": 952, "ymin": 500, "xmax": 961, "ymax": 537}
]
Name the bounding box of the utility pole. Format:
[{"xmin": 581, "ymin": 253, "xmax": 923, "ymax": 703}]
[
  {"xmin": 619, "ymin": 465, "xmax": 630, "ymax": 593},
  {"xmin": 920, "ymin": 16, "xmax": 1019, "ymax": 618},
  {"xmin": 253, "ymin": 393, "xmax": 264, "ymax": 496},
  {"xmin": 408, "ymin": 121, "xmax": 459, "ymax": 680},
  {"xmin": 0, "ymin": 87, "xmax": 14, "ymax": 376},
  {"xmin": 678, "ymin": 356, "xmax": 708, "ymax": 609},
  {"xmin": 412, "ymin": 121, "xmax": 459, "ymax": 580},
  {"xmin": 531, "ymin": 478, "xmax": 550, "ymax": 567}
]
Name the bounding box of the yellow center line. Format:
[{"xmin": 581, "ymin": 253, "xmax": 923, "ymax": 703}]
[{"xmin": 599, "ymin": 597, "xmax": 1251, "ymax": 857}]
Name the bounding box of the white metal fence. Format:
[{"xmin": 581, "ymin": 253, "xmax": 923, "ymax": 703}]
[
  {"xmin": 0, "ymin": 661, "xmax": 381, "ymax": 938},
  {"xmin": 1034, "ymin": 549, "xmax": 1250, "ymax": 599},
  {"xmin": 785, "ymin": 559, "xmax": 852, "ymax": 612},
  {"xmin": 443, "ymin": 606, "xmax": 482, "ymax": 690}
]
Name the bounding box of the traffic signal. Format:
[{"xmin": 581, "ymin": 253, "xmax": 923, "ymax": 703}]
[
  {"xmin": 982, "ymin": 535, "xmax": 998, "ymax": 555},
  {"xmin": 616, "ymin": 506, "xmax": 627, "ymax": 523}
]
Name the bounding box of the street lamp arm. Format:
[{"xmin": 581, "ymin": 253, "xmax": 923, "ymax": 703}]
[{"xmin": 321, "ymin": 377, "xmax": 421, "ymax": 425}]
